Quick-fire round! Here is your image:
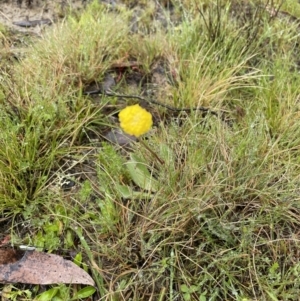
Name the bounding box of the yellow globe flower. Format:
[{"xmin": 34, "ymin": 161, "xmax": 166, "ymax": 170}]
[{"xmin": 118, "ymin": 104, "xmax": 153, "ymax": 137}]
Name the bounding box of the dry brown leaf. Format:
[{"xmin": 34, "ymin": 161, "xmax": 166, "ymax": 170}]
[{"xmin": 0, "ymin": 249, "xmax": 95, "ymax": 286}]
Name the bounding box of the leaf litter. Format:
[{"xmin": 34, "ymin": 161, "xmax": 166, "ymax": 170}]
[{"xmin": 0, "ymin": 248, "xmax": 95, "ymax": 286}]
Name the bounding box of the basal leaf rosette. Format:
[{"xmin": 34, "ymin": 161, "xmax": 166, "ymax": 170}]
[{"xmin": 118, "ymin": 104, "xmax": 153, "ymax": 137}]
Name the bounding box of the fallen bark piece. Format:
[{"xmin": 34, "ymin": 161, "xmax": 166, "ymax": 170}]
[{"xmin": 0, "ymin": 249, "xmax": 95, "ymax": 286}]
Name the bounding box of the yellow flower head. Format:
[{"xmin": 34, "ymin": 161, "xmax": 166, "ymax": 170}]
[{"xmin": 118, "ymin": 104, "xmax": 153, "ymax": 137}]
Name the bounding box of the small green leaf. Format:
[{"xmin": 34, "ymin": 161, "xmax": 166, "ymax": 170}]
[
  {"xmin": 73, "ymin": 252, "xmax": 82, "ymax": 267},
  {"xmin": 125, "ymin": 154, "xmax": 158, "ymax": 191},
  {"xmin": 115, "ymin": 184, "xmax": 133, "ymax": 198},
  {"xmin": 189, "ymin": 285, "xmax": 198, "ymax": 293},
  {"xmin": 65, "ymin": 229, "xmax": 74, "ymax": 248},
  {"xmin": 71, "ymin": 286, "xmax": 96, "ymax": 300},
  {"xmin": 36, "ymin": 287, "xmax": 59, "ymax": 301},
  {"xmin": 115, "ymin": 183, "xmax": 154, "ymax": 199},
  {"xmin": 200, "ymin": 294, "xmax": 207, "ymax": 301},
  {"xmin": 180, "ymin": 284, "xmax": 189, "ymax": 293}
]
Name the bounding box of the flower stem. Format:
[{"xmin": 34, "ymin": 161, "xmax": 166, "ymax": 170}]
[{"xmin": 138, "ymin": 139, "xmax": 165, "ymax": 165}]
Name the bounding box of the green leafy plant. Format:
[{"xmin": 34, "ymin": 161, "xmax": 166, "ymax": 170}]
[{"xmin": 180, "ymin": 284, "xmax": 207, "ymax": 301}]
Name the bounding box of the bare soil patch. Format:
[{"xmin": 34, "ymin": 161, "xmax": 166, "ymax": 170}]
[{"xmin": 0, "ymin": 0, "xmax": 88, "ymax": 34}]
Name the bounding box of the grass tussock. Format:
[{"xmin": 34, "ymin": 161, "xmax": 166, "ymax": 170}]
[{"xmin": 1, "ymin": 0, "xmax": 300, "ymax": 300}]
